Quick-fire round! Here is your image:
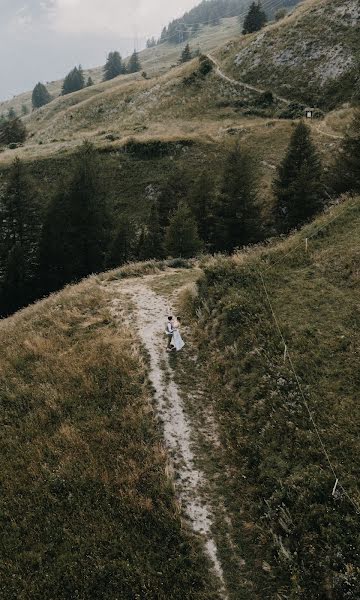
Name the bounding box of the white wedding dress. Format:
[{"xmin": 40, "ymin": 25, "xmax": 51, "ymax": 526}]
[{"xmin": 172, "ymin": 321, "xmax": 185, "ymax": 352}]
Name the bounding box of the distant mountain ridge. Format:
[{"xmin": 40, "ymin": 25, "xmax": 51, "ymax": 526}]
[{"xmin": 160, "ymin": 0, "xmax": 301, "ymax": 43}]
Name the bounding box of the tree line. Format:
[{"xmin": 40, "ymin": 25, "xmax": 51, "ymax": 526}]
[
  {"xmin": 157, "ymin": 0, "xmax": 288, "ymax": 45},
  {"xmin": 1, "ymin": 111, "xmax": 359, "ymax": 317}
]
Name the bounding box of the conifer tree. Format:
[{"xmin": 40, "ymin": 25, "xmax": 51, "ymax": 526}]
[
  {"xmin": 146, "ymin": 37, "xmax": 157, "ymax": 48},
  {"xmin": 214, "ymin": 144, "xmax": 261, "ymax": 252},
  {"xmin": 139, "ymin": 201, "xmax": 165, "ymax": 260},
  {"xmin": 106, "ymin": 217, "xmax": 136, "ymax": 268},
  {"xmin": 32, "ymin": 82, "xmax": 52, "ymax": 109},
  {"xmin": 127, "ymin": 50, "xmax": 141, "ymax": 74},
  {"xmin": 61, "ymin": 66, "xmax": 85, "ymax": 95},
  {"xmin": 8, "ymin": 107, "xmax": 16, "ymax": 119},
  {"xmin": 180, "ymin": 43, "xmax": 192, "ymax": 63},
  {"xmin": 242, "ymin": 2, "xmax": 267, "ymax": 34},
  {"xmin": 158, "ymin": 167, "xmax": 190, "ymax": 230},
  {"xmin": 86, "ymin": 76, "xmax": 94, "ymax": 87},
  {"xmin": 1, "ymin": 243, "xmax": 27, "ymax": 315},
  {"xmin": 0, "ymin": 158, "xmax": 41, "ymax": 315},
  {"xmin": 0, "ymin": 116, "xmax": 27, "ymax": 145},
  {"xmin": 39, "ymin": 141, "xmax": 110, "ymax": 292},
  {"xmin": 188, "ymin": 172, "xmax": 215, "ymax": 247},
  {"xmin": 103, "ymin": 51, "xmax": 125, "ymax": 81},
  {"xmin": 331, "ymin": 109, "xmax": 360, "ymax": 195},
  {"xmin": 273, "ymin": 121, "xmax": 324, "ymax": 232},
  {"xmin": 165, "ymin": 202, "xmax": 202, "ymax": 258}
]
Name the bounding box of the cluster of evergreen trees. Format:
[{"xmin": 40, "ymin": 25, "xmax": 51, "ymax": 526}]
[
  {"xmin": 160, "ymin": 0, "xmax": 248, "ymax": 44},
  {"xmin": 29, "ymin": 50, "xmax": 142, "ymax": 108},
  {"xmin": 1, "ymin": 111, "xmax": 358, "ymax": 317},
  {"xmin": 0, "ymin": 112, "xmax": 27, "ymax": 146},
  {"xmin": 103, "ymin": 50, "xmax": 142, "ymax": 81}
]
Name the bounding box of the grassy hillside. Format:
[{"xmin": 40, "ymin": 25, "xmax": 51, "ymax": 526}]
[
  {"xmin": 0, "ymin": 16, "xmax": 242, "ymax": 117},
  {"xmin": 0, "ymin": 277, "xmax": 219, "ymax": 599},
  {"xmin": 180, "ymin": 196, "xmax": 360, "ymax": 598},
  {"xmin": 217, "ymin": 0, "xmax": 360, "ymax": 109}
]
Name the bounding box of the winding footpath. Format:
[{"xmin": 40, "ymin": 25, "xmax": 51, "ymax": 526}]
[
  {"xmin": 207, "ymin": 53, "xmax": 290, "ymax": 105},
  {"xmin": 208, "ymin": 54, "xmax": 345, "ymax": 140},
  {"xmin": 106, "ymin": 273, "xmax": 228, "ymax": 599}
]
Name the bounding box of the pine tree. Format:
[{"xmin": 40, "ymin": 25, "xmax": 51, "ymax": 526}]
[
  {"xmin": 165, "ymin": 202, "xmax": 202, "ymax": 258},
  {"xmin": 273, "ymin": 121, "xmax": 324, "ymax": 232},
  {"xmin": 1, "ymin": 243, "xmax": 27, "ymax": 315},
  {"xmin": 106, "ymin": 217, "xmax": 136, "ymax": 268},
  {"xmin": 127, "ymin": 50, "xmax": 141, "ymax": 74},
  {"xmin": 214, "ymin": 143, "xmax": 261, "ymax": 252},
  {"xmin": 8, "ymin": 107, "xmax": 16, "ymax": 119},
  {"xmin": 146, "ymin": 37, "xmax": 157, "ymax": 48},
  {"xmin": 139, "ymin": 201, "xmax": 165, "ymax": 260},
  {"xmin": 32, "ymin": 82, "xmax": 52, "ymax": 109},
  {"xmin": 331, "ymin": 109, "xmax": 360, "ymax": 195},
  {"xmin": 188, "ymin": 172, "xmax": 215, "ymax": 247},
  {"xmin": 39, "ymin": 142, "xmax": 110, "ymax": 292},
  {"xmin": 0, "ymin": 158, "xmax": 41, "ymax": 315},
  {"xmin": 61, "ymin": 66, "xmax": 85, "ymax": 95},
  {"xmin": 0, "ymin": 116, "xmax": 27, "ymax": 145},
  {"xmin": 180, "ymin": 43, "xmax": 192, "ymax": 63},
  {"xmin": 86, "ymin": 76, "xmax": 94, "ymax": 87},
  {"xmin": 103, "ymin": 51, "xmax": 125, "ymax": 81},
  {"xmin": 242, "ymin": 2, "xmax": 267, "ymax": 35},
  {"xmin": 158, "ymin": 167, "xmax": 190, "ymax": 230}
]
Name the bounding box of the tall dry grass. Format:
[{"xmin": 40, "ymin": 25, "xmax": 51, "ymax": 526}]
[{"xmin": 0, "ymin": 277, "xmax": 218, "ymax": 599}]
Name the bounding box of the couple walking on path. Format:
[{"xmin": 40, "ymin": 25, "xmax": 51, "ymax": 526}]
[{"xmin": 166, "ymin": 316, "xmax": 185, "ymax": 352}]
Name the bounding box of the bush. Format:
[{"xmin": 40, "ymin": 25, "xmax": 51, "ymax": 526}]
[
  {"xmin": 275, "ymin": 8, "xmax": 287, "ymax": 21},
  {"xmin": 198, "ymin": 55, "xmax": 213, "ymax": 76},
  {"xmin": 256, "ymin": 90, "xmax": 274, "ymax": 107}
]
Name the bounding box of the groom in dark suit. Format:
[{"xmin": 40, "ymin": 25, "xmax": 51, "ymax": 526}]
[{"xmin": 166, "ymin": 316, "xmax": 174, "ymax": 351}]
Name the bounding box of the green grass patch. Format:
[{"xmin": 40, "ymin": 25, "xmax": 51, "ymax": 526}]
[{"xmin": 183, "ymin": 197, "xmax": 360, "ymax": 598}]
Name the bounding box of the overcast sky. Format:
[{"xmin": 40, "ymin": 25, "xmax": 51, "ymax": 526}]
[{"xmin": 0, "ymin": 0, "xmax": 198, "ymax": 100}]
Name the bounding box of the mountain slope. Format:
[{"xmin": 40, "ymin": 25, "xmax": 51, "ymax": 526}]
[
  {"xmin": 0, "ymin": 274, "xmax": 220, "ymax": 599},
  {"xmin": 216, "ymin": 0, "xmax": 360, "ymax": 109},
  {"xmin": 180, "ymin": 196, "xmax": 360, "ymax": 598},
  {"xmin": 1, "ymin": 195, "xmax": 358, "ymax": 598},
  {"xmin": 0, "ymin": 15, "xmax": 242, "ymax": 117}
]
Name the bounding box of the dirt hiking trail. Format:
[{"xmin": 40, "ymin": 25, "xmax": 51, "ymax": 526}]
[{"xmin": 105, "ymin": 269, "xmax": 229, "ymax": 599}]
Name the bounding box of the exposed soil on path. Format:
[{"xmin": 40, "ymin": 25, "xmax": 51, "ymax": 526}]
[
  {"xmin": 105, "ymin": 270, "xmax": 228, "ymax": 599},
  {"xmin": 207, "ymin": 54, "xmax": 290, "ymax": 105}
]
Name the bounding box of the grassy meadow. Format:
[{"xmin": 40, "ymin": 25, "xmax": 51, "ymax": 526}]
[
  {"xmin": 0, "ymin": 277, "xmax": 220, "ymax": 599},
  {"xmin": 178, "ymin": 196, "xmax": 360, "ymax": 598}
]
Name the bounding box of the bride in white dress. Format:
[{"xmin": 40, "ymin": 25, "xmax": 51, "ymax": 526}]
[{"xmin": 172, "ymin": 317, "xmax": 185, "ymax": 352}]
